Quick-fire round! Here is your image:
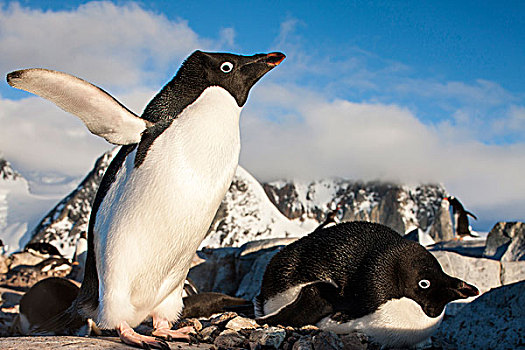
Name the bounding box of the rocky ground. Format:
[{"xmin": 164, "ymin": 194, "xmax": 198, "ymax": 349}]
[{"xmin": 0, "ymin": 222, "xmax": 524, "ymax": 349}]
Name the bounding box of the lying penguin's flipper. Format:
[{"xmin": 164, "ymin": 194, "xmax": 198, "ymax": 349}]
[
  {"xmin": 6, "ymin": 68, "xmax": 150, "ymax": 145},
  {"xmin": 256, "ymin": 281, "xmax": 338, "ymax": 327},
  {"xmin": 466, "ymin": 211, "xmax": 478, "ymax": 220}
]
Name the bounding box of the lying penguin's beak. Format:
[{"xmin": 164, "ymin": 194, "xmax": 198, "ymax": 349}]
[{"xmin": 453, "ymin": 280, "xmax": 479, "ymax": 299}]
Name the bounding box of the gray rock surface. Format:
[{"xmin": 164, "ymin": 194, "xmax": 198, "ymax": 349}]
[
  {"xmin": 436, "ymin": 281, "xmax": 525, "ymax": 350},
  {"xmin": 484, "ymin": 221, "xmax": 525, "ymax": 261},
  {"xmin": 0, "ymin": 336, "xmax": 213, "ymax": 349}
]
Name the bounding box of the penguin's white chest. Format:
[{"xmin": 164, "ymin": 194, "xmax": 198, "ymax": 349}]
[
  {"xmin": 94, "ymin": 86, "xmax": 241, "ymax": 325},
  {"xmin": 317, "ymin": 297, "xmax": 444, "ymax": 347}
]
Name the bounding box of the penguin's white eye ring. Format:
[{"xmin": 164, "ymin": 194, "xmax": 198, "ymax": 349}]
[
  {"xmin": 418, "ymin": 279, "xmax": 431, "ymax": 289},
  {"xmin": 220, "ymin": 62, "xmax": 234, "ymax": 73}
]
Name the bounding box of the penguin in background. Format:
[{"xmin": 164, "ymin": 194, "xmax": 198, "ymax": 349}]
[
  {"xmin": 7, "ymin": 50, "xmax": 285, "ymax": 349},
  {"xmin": 314, "ymin": 204, "xmax": 342, "ymax": 232},
  {"xmin": 444, "ymin": 196, "xmax": 478, "ymax": 239},
  {"xmin": 255, "ymin": 221, "xmax": 479, "ymax": 348}
]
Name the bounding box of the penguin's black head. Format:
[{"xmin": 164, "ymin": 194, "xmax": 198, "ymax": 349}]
[
  {"xmin": 397, "ymin": 244, "xmax": 479, "ymax": 318},
  {"xmin": 444, "ymin": 196, "xmax": 462, "ymax": 211},
  {"xmin": 179, "ymin": 50, "xmax": 285, "ymax": 107}
]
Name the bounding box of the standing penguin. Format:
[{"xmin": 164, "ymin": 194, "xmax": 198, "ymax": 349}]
[
  {"xmin": 444, "ymin": 196, "xmax": 478, "ymax": 239},
  {"xmin": 256, "ymin": 221, "xmax": 479, "ymax": 347},
  {"xmin": 7, "ymin": 50, "xmax": 285, "ymax": 348}
]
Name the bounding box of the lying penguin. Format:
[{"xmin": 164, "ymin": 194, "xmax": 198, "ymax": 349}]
[
  {"xmin": 444, "ymin": 196, "xmax": 478, "ymax": 239},
  {"xmin": 255, "ymin": 221, "xmax": 479, "ymax": 348},
  {"xmin": 11, "ymin": 277, "xmax": 92, "ymax": 336},
  {"xmin": 7, "ymin": 50, "xmax": 285, "ymax": 349}
]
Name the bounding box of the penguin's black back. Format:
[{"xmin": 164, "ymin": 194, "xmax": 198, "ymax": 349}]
[{"xmin": 258, "ymin": 221, "xmax": 426, "ymax": 320}]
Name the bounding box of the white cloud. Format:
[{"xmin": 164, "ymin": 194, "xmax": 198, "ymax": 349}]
[
  {"xmin": 0, "ymin": 1, "xmax": 214, "ymax": 91},
  {"xmin": 240, "ymin": 83, "xmax": 525, "ymax": 225}
]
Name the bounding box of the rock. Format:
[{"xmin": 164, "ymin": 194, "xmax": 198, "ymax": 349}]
[
  {"xmin": 429, "ymin": 239, "xmax": 486, "ymax": 258},
  {"xmin": 484, "ymin": 222, "xmax": 525, "ymax": 261},
  {"xmin": 0, "ymin": 336, "xmax": 212, "ymax": 349},
  {"xmin": 0, "ymin": 287, "xmax": 23, "ymax": 307},
  {"xmin": 311, "ymin": 331, "xmax": 344, "ymax": 350},
  {"xmin": 214, "ymin": 329, "xmax": 248, "ymax": 349},
  {"xmin": 6, "ymin": 252, "xmax": 47, "ymax": 270},
  {"xmin": 200, "ymin": 325, "xmax": 220, "ymax": 342},
  {"xmin": 249, "ymin": 327, "xmax": 286, "ymax": 348},
  {"xmin": 236, "ymin": 248, "xmax": 279, "ymax": 300},
  {"xmin": 292, "ymin": 336, "xmax": 314, "ymax": 350},
  {"xmin": 177, "ymin": 318, "xmax": 203, "ymax": 332},
  {"xmin": 501, "ymin": 261, "xmax": 525, "ymax": 285},
  {"xmin": 189, "ymin": 248, "xmax": 239, "ymax": 295},
  {"xmin": 339, "ymin": 332, "xmax": 369, "ymax": 350},
  {"xmin": 436, "ymin": 281, "xmax": 525, "ymax": 349},
  {"xmin": 210, "ymin": 312, "xmax": 238, "ymax": 326},
  {"xmin": 427, "ymin": 199, "xmax": 454, "ymax": 242},
  {"xmin": 0, "ymin": 255, "xmax": 9, "ymax": 274},
  {"xmin": 225, "ymin": 316, "xmax": 259, "ymax": 331}
]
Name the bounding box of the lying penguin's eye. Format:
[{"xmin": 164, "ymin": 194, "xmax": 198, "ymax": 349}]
[
  {"xmin": 418, "ymin": 279, "xmax": 431, "ymax": 289},
  {"xmin": 220, "ymin": 62, "xmax": 234, "ymax": 73}
]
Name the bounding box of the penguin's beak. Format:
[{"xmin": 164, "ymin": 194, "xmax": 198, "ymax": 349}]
[
  {"xmin": 452, "ymin": 280, "xmax": 479, "ymax": 299},
  {"xmin": 264, "ymin": 52, "xmax": 286, "ymax": 66}
]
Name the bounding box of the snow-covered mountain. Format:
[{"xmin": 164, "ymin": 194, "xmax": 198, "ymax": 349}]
[
  {"xmin": 200, "ymin": 167, "xmax": 312, "ymax": 248},
  {"xmin": 8, "ymin": 149, "xmax": 453, "ymax": 256},
  {"xmin": 27, "ymin": 148, "xmax": 118, "ymax": 257},
  {"xmin": 264, "ymin": 178, "xmax": 453, "ymax": 241},
  {"xmin": 0, "ymin": 157, "xmax": 59, "ymax": 253}
]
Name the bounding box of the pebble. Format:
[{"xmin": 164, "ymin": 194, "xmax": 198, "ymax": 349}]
[
  {"xmin": 225, "ymin": 316, "xmax": 259, "ymax": 331},
  {"xmin": 249, "ymin": 326, "xmax": 286, "ymax": 349}
]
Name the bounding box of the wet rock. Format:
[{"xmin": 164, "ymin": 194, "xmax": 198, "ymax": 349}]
[
  {"xmin": 249, "ymin": 327, "xmax": 286, "ymax": 348},
  {"xmin": 214, "ymin": 329, "xmax": 248, "ymax": 349},
  {"xmin": 225, "ymin": 316, "xmax": 259, "ymax": 331}
]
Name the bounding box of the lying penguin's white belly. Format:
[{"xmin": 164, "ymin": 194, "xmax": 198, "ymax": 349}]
[
  {"xmin": 317, "ymin": 297, "xmax": 444, "ymax": 347},
  {"xmin": 94, "ymin": 87, "xmax": 241, "ymax": 328}
]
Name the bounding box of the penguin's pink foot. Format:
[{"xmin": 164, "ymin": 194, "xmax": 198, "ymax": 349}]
[
  {"xmin": 117, "ymin": 321, "xmax": 170, "ymax": 350},
  {"xmin": 152, "ymin": 318, "xmax": 194, "ymax": 341}
]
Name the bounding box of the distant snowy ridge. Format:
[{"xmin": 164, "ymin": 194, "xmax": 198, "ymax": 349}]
[
  {"xmin": 27, "ymin": 148, "xmax": 119, "ymax": 257},
  {"xmin": 15, "ymin": 150, "xmax": 454, "ymax": 255},
  {"xmin": 264, "ymin": 178, "xmax": 454, "ymax": 241},
  {"xmin": 201, "ymin": 166, "xmax": 312, "ymax": 249},
  {"xmin": 0, "ymin": 157, "xmax": 59, "ymax": 253}
]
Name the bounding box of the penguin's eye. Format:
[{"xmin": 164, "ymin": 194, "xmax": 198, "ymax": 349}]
[
  {"xmin": 418, "ymin": 279, "xmax": 431, "ymax": 289},
  {"xmin": 220, "ymin": 62, "xmax": 234, "ymax": 73}
]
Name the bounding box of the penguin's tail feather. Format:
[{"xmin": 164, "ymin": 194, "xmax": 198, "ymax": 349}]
[
  {"xmin": 31, "ymin": 302, "xmax": 90, "ymax": 336},
  {"xmin": 466, "ymin": 211, "xmax": 478, "ymax": 220}
]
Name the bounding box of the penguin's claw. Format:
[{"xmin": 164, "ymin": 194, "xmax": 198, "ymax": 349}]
[{"xmin": 117, "ymin": 321, "xmax": 170, "ymax": 349}]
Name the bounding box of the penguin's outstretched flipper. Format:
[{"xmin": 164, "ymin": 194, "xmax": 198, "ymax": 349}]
[
  {"xmin": 6, "ymin": 68, "xmax": 150, "ymax": 145},
  {"xmin": 466, "ymin": 211, "xmax": 478, "ymax": 220},
  {"xmin": 256, "ymin": 281, "xmax": 338, "ymax": 327}
]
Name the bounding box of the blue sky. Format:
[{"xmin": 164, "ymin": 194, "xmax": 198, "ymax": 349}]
[{"xmin": 0, "ymin": 0, "xmax": 524, "ymax": 231}]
